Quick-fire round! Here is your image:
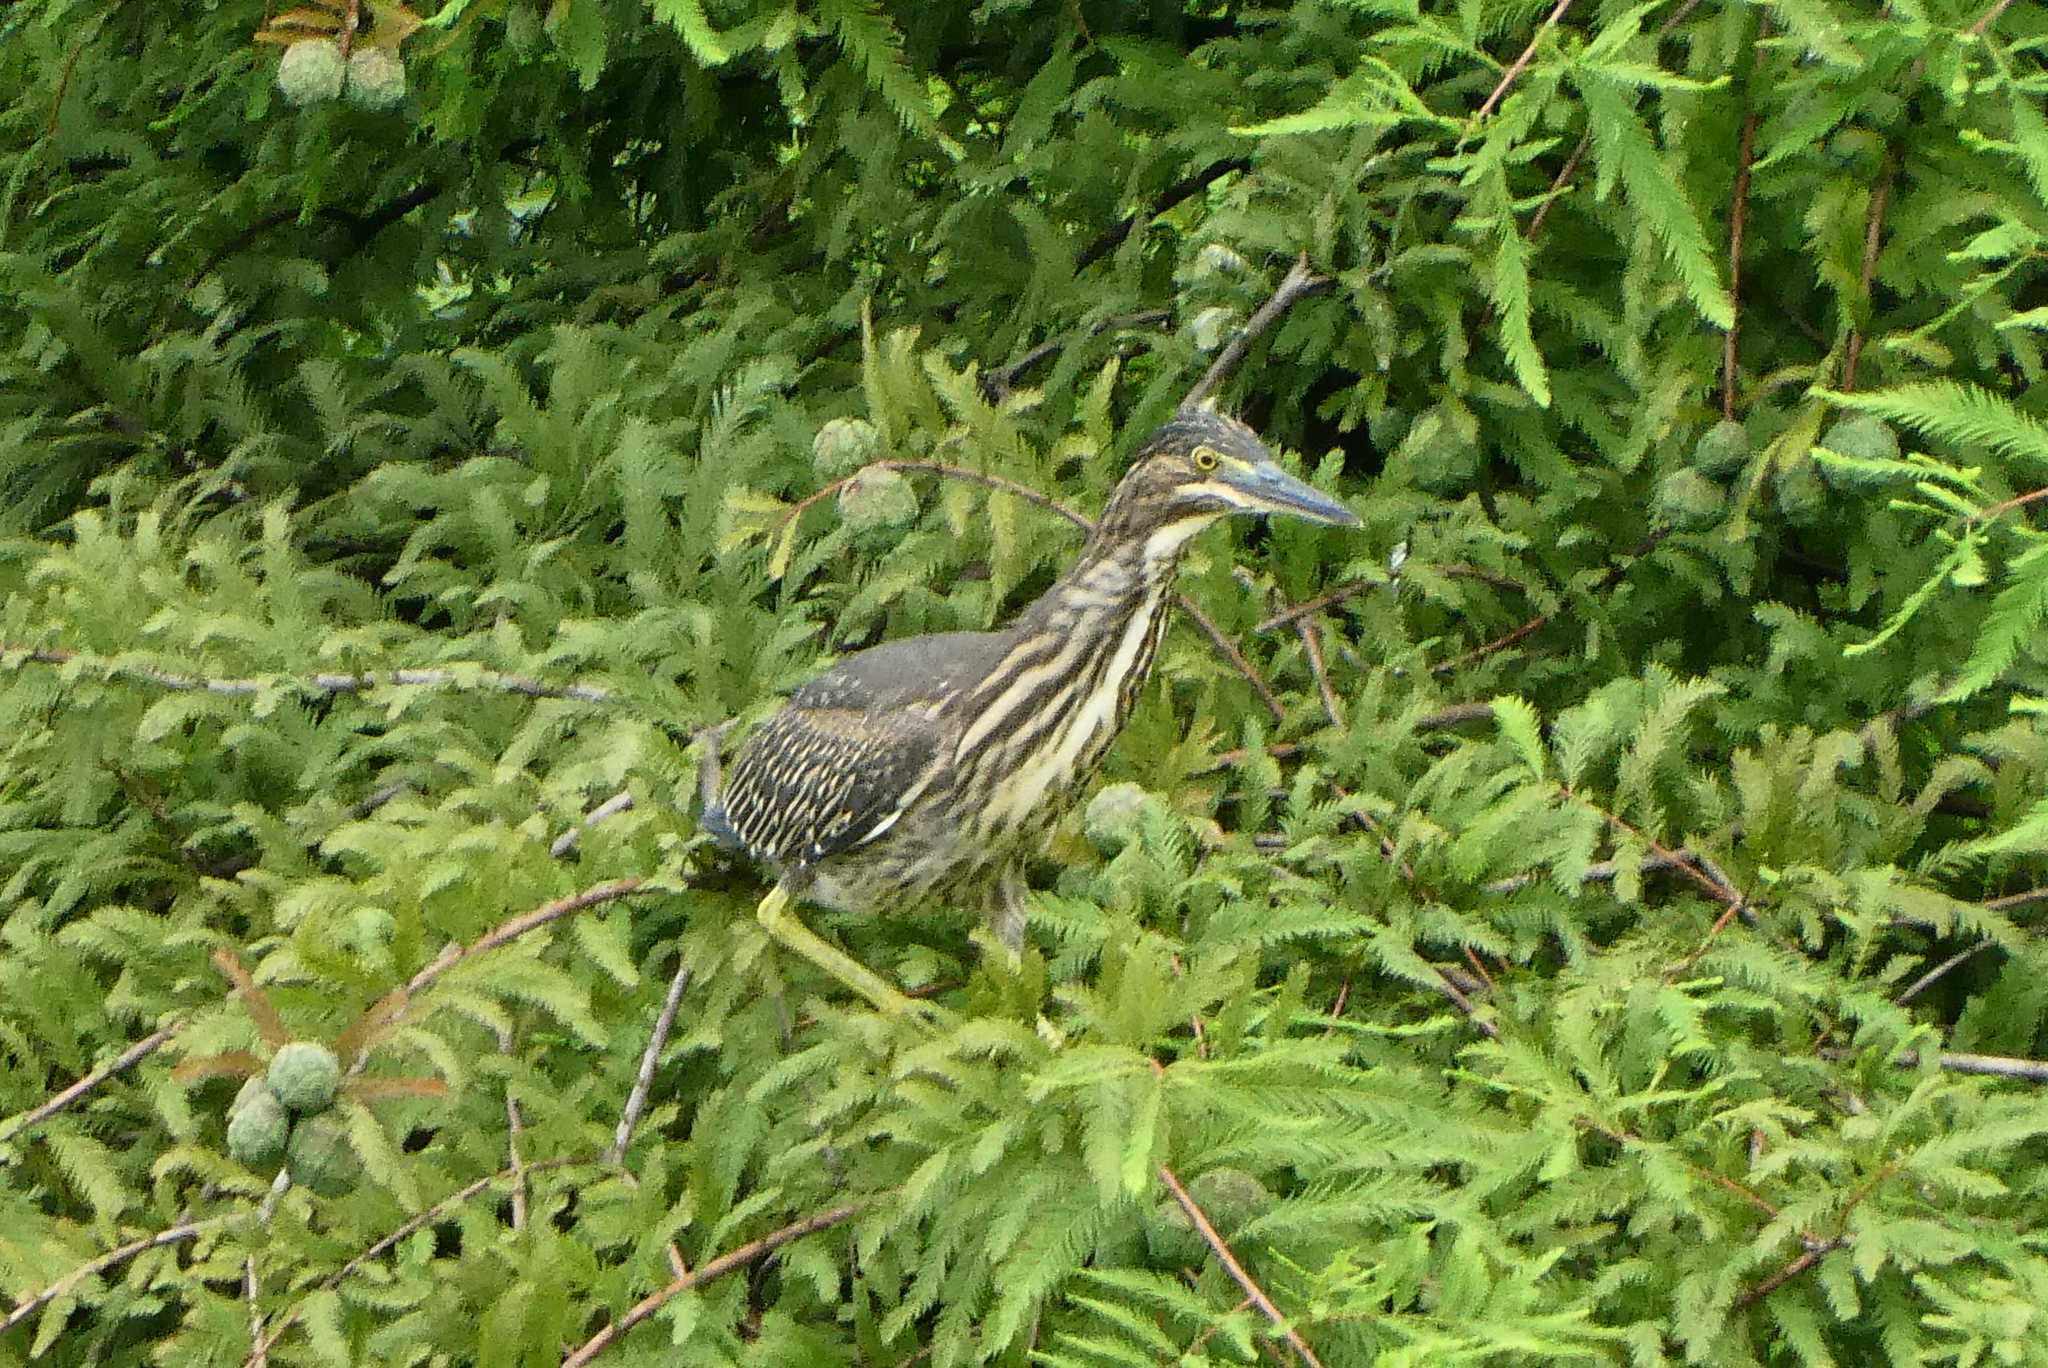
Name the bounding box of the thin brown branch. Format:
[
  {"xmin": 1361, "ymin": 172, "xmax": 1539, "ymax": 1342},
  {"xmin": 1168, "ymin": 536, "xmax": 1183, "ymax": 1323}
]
[
  {"xmin": 212, "ymin": 949, "xmax": 292, "ymax": 1049},
  {"xmin": 404, "ymin": 878, "xmax": 649, "ymax": 997},
  {"xmin": 1735, "ymin": 1237, "xmax": 1846, "ymax": 1309},
  {"xmin": 981, "ymin": 308, "xmax": 1173, "ymax": 400},
  {"xmin": 1184, "ymin": 253, "xmax": 1332, "ymax": 409},
  {"xmin": 251, "ymin": 1158, "xmax": 583, "ymax": 1361},
  {"xmin": 1525, "ymin": 131, "xmax": 1591, "ymax": 241},
  {"xmin": 1477, "ymin": 0, "xmax": 1574, "ymax": 121},
  {"xmin": 1295, "ymin": 615, "xmax": 1345, "ymax": 731},
  {"xmin": 1, "ymin": 1216, "xmax": 231, "ymax": 1335},
  {"xmin": 608, "ymin": 959, "xmax": 692, "ymax": 1165},
  {"xmin": 245, "ymin": 1258, "xmax": 267, "ymax": 1368},
  {"xmin": 1, "ymin": 644, "xmax": 614, "ymax": 704},
  {"xmin": 1903, "ymin": 1050, "xmax": 2048, "ymax": 1082},
  {"xmin": 774, "ymin": 461, "xmax": 1092, "ymax": 541},
  {"xmin": 1157, "ymin": 1164, "xmax": 1325, "ymax": 1368},
  {"xmin": 560, "ymin": 1203, "xmax": 863, "ymax": 1367},
  {"xmin": 496, "ymin": 1026, "xmax": 529, "ymax": 1231},
  {"xmin": 1723, "ymin": 111, "xmax": 1760, "ymax": 420},
  {"xmin": 1075, "ymin": 159, "xmax": 1250, "ymax": 273},
  {"xmin": 1840, "ymin": 166, "xmax": 1894, "ymax": 392},
  {"xmin": 1986, "ymin": 884, "xmax": 2048, "ymax": 913},
  {"xmin": 1578, "ymin": 1117, "xmax": 1782, "ymax": 1221},
  {"xmin": 1177, "ymin": 597, "xmax": 1287, "ymax": 722},
  {"xmin": 1896, "ymin": 941, "xmax": 1996, "ymax": 1006},
  {"xmin": 1967, "ymin": 0, "xmax": 2016, "ymax": 34},
  {"xmin": 551, "ymin": 789, "xmax": 636, "ymax": 857},
  {"xmin": 1413, "ymin": 702, "xmax": 1498, "ymax": 733},
  {"xmin": 0, "ymin": 1018, "xmax": 185, "ymax": 1143},
  {"xmin": 1432, "ymin": 529, "xmax": 1670, "ymax": 674}
]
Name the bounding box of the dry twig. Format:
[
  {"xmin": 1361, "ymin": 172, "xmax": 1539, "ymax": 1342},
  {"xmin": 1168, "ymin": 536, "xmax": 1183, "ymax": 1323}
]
[
  {"xmin": 608, "ymin": 958, "xmax": 693, "ymax": 1165},
  {"xmin": 1157, "ymin": 1163, "xmax": 1325, "ymax": 1368},
  {"xmin": 559, "ymin": 1203, "xmax": 863, "ymax": 1367}
]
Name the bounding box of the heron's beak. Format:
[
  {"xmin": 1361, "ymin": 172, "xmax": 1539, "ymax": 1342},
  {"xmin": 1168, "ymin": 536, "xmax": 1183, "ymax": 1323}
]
[{"xmin": 1232, "ymin": 459, "xmax": 1361, "ymax": 527}]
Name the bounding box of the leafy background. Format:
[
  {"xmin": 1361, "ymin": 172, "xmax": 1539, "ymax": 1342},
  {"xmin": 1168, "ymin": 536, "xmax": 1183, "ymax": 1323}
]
[{"xmin": 3, "ymin": 0, "xmax": 2048, "ymax": 1363}]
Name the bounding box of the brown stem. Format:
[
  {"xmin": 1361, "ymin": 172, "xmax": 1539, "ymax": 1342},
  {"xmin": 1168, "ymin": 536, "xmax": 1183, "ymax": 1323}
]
[
  {"xmin": 1, "ymin": 1217, "xmax": 231, "ymax": 1335},
  {"xmin": 404, "ymin": 879, "xmax": 649, "ymax": 997},
  {"xmin": 1723, "ymin": 111, "xmax": 1760, "ymax": 420},
  {"xmin": 1183, "ymin": 253, "xmax": 1332, "ymax": 409},
  {"xmin": 1968, "ymin": 0, "xmax": 2016, "ymax": 34},
  {"xmin": 1734, "ymin": 1237, "xmax": 1846, "ymax": 1308},
  {"xmin": 1477, "ymin": 0, "xmax": 1575, "ymax": 121},
  {"xmin": 1840, "ymin": 166, "xmax": 1894, "ymax": 392},
  {"xmin": 0, "ymin": 1019, "xmax": 185, "ymax": 1144},
  {"xmin": 1157, "ymin": 1164, "xmax": 1325, "ymax": 1368},
  {"xmin": 1896, "ymin": 941, "xmax": 1995, "ymax": 1006},
  {"xmin": 559, "ymin": 1203, "xmax": 863, "ymax": 1366},
  {"xmin": 1074, "ymin": 159, "xmax": 1250, "ymax": 273}
]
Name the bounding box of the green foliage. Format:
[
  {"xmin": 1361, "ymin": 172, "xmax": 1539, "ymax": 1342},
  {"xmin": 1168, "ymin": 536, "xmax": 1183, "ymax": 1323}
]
[{"xmin": 3, "ymin": 0, "xmax": 2048, "ymax": 1365}]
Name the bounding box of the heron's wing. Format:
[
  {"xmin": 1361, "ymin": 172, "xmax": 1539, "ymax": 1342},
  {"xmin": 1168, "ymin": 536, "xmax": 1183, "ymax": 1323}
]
[{"xmin": 710, "ymin": 703, "xmax": 944, "ymax": 867}]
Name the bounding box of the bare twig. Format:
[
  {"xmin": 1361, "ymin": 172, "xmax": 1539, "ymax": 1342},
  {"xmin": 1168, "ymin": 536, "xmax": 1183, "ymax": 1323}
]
[
  {"xmin": 1967, "ymin": 0, "xmax": 2016, "ymax": 34},
  {"xmin": 551, "ymin": 789, "xmax": 636, "ymax": 857},
  {"xmin": 250, "ymin": 1157, "xmax": 583, "ymax": 1361},
  {"xmin": 1735, "ymin": 1237, "xmax": 1847, "ymax": 1308},
  {"xmin": 1840, "ymin": 165, "xmax": 1894, "ymax": 392},
  {"xmin": 1074, "ymin": 159, "xmax": 1250, "ymax": 273},
  {"xmin": 774, "ymin": 461, "xmax": 1090, "ymax": 541},
  {"xmin": 1157, "ymin": 1164, "xmax": 1325, "ymax": 1368},
  {"xmin": 1294, "ymin": 614, "xmax": 1345, "ymax": 730},
  {"xmin": 981, "ymin": 309, "xmax": 1173, "ymax": 400},
  {"xmin": 495, "ymin": 1027, "xmax": 529, "ymax": 1231},
  {"xmin": 1896, "ymin": 942, "xmax": 1996, "ymax": 1006},
  {"xmin": 403, "ymin": 879, "xmax": 649, "ymax": 999},
  {"xmin": 1722, "ymin": 113, "xmax": 1760, "ymax": 419},
  {"xmin": 1477, "ymin": 0, "xmax": 1574, "ymax": 121},
  {"xmin": 0, "ymin": 1018, "xmax": 186, "ymax": 1143},
  {"xmin": 1, "ymin": 1216, "xmax": 233, "ymax": 1335},
  {"xmin": 1184, "ymin": 254, "xmax": 1332, "ymax": 409},
  {"xmin": 608, "ymin": 959, "xmax": 692, "ymax": 1165},
  {"xmin": 1899, "ymin": 1050, "xmax": 2048, "ymax": 1082},
  {"xmin": 1432, "ymin": 530, "xmax": 1670, "ymax": 675},
  {"xmin": 1, "ymin": 644, "xmax": 613, "ymax": 704},
  {"xmin": 559, "ymin": 1203, "xmax": 863, "ymax": 1367},
  {"xmin": 1986, "ymin": 885, "xmax": 2048, "ymax": 913},
  {"xmin": 245, "ymin": 1258, "xmax": 267, "ymax": 1368},
  {"xmin": 1412, "ymin": 702, "xmax": 1498, "ymax": 733}
]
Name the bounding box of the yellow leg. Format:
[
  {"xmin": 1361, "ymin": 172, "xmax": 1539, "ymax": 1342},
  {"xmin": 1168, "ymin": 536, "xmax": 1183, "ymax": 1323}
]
[{"xmin": 756, "ymin": 884, "xmax": 935, "ymax": 1019}]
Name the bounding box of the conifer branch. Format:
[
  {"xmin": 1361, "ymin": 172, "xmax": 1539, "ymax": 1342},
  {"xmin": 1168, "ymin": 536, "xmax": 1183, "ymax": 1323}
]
[
  {"xmin": 1986, "ymin": 885, "xmax": 2048, "ymax": 912},
  {"xmin": 559, "ymin": 1202, "xmax": 864, "ymax": 1366},
  {"xmin": 1157, "ymin": 1163, "xmax": 1325, "ymax": 1368},
  {"xmin": 0, "ymin": 1018, "xmax": 185, "ymax": 1144},
  {"xmin": 1432, "ymin": 530, "xmax": 1670, "ymax": 674},
  {"xmin": 1476, "ymin": 0, "xmax": 1573, "ymax": 122},
  {"xmin": 1183, "ymin": 254, "xmax": 1331, "ymax": 409}
]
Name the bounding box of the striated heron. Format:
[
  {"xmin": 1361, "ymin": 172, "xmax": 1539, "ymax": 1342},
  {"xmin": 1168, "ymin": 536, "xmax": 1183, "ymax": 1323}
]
[{"xmin": 702, "ymin": 407, "xmax": 1360, "ymax": 1013}]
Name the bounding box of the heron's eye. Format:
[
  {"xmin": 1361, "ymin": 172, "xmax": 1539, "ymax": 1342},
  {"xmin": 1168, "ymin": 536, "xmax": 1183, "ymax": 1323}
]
[{"xmin": 1192, "ymin": 445, "xmax": 1220, "ymax": 472}]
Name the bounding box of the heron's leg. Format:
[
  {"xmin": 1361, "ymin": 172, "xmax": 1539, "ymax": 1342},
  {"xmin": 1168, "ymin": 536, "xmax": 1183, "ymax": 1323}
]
[{"xmin": 755, "ymin": 883, "xmax": 927, "ymax": 1017}]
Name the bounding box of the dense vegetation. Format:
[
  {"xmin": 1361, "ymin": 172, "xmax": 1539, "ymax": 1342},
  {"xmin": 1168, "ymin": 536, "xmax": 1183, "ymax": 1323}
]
[{"xmin": 4, "ymin": 0, "xmax": 2048, "ymax": 1362}]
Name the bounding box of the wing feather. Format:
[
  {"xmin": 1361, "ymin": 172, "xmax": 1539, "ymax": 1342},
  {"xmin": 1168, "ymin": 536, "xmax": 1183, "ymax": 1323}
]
[{"xmin": 712, "ymin": 705, "xmax": 942, "ymax": 867}]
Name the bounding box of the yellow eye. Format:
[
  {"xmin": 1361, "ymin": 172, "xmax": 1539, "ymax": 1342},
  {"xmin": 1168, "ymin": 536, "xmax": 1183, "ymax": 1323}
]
[{"xmin": 1192, "ymin": 445, "xmax": 1220, "ymax": 472}]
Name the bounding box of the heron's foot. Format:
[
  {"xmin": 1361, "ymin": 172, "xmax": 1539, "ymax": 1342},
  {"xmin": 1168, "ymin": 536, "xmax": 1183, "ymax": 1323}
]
[{"xmin": 755, "ymin": 886, "xmax": 945, "ymax": 1023}]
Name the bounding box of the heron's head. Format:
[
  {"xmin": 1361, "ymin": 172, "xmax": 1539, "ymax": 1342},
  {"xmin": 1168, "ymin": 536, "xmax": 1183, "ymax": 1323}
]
[{"xmin": 1100, "ymin": 408, "xmax": 1359, "ymax": 556}]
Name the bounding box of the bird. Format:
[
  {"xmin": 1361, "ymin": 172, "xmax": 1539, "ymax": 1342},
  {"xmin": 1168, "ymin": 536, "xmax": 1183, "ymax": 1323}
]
[{"xmin": 700, "ymin": 406, "xmax": 1360, "ymax": 1014}]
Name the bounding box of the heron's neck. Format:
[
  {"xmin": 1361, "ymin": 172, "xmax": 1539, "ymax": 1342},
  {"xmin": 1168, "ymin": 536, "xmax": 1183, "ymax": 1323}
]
[{"xmin": 1029, "ymin": 513, "xmax": 1218, "ymax": 625}]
